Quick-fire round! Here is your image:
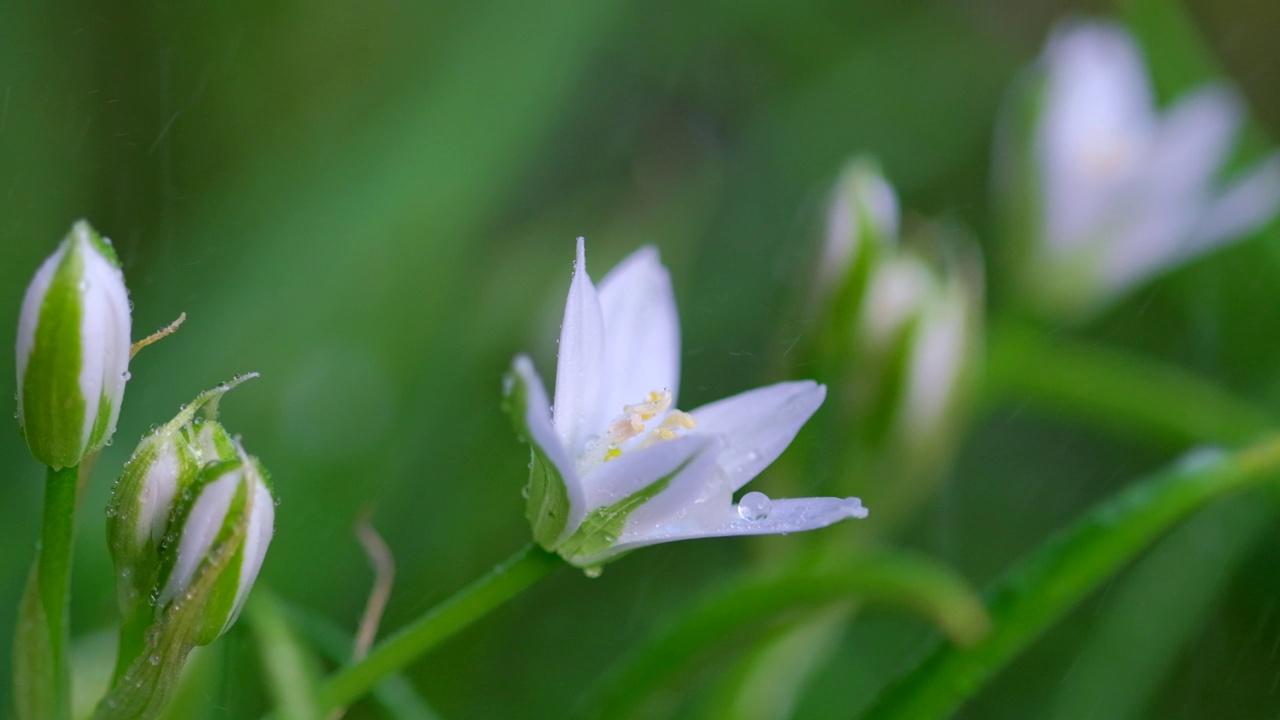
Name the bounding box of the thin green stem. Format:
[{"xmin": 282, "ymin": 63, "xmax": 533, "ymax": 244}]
[
  {"xmin": 316, "ymin": 543, "xmax": 563, "ymax": 713},
  {"xmin": 39, "ymin": 464, "xmax": 79, "ymax": 720},
  {"xmin": 858, "ymin": 432, "xmax": 1280, "ymax": 720},
  {"xmin": 578, "ymin": 549, "xmax": 990, "ymax": 720},
  {"xmin": 984, "ymin": 318, "xmax": 1275, "ymax": 447}
]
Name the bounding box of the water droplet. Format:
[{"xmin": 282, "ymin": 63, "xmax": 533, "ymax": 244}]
[
  {"xmin": 744, "ymin": 451, "xmax": 760, "ymax": 463},
  {"xmin": 122, "ymin": 371, "xmax": 131, "ymax": 381},
  {"xmin": 738, "ymin": 491, "xmax": 772, "ymax": 521},
  {"xmin": 521, "ymin": 485, "xmax": 531, "ymax": 499},
  {"xmin": 148, "ymin": 654, "xmax": 160, "ymax": 666},
  {"xmin": 583, "ymin": 566, "xmax": 603, "ymax": 579}
]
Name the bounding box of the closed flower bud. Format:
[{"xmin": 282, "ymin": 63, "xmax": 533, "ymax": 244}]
[
  {"xmin": 105, "ymin": 377, "xmax": 257, "ymax": 617},
  {"xmin": 157, "ymin": 446, "xmax": 274, "ymax": 646},
  {"xmin": 815, "ymin": 157, "xmax": 900, "ymax": 307},
  {"xmin": 16, "ymin": 220, "xmax": 131, "ymax": 469}
]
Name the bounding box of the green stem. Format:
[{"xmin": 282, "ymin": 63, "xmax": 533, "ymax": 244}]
[
  {"xmin": 39, "ymin": 464, "xmax": 79, "ymax": 720},
  {"xmin": 985, "ymin": 319, "xmax": 1275, "ymax": 447},
  {"xmin": 858, "ymin": 432, "xmax": 1280, "ymax": 720},
  {"xmin": 579, "ymin": 549, "xmax": 990, "ymax": 720},
  {"xmin": 316, "ymin": 543, "xmax": 563, "ymax": 713}
]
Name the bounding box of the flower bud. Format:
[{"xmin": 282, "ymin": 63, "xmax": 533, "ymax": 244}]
[
  {"xmin": 157, "ymin": 446, "xmax": 274, "ymax": 646},
  {"xmin": 815, "ymin": 157, "xmax": 900, "ymax": 306},
  {"xmin": 105, "ymin": 378, "xmax": 256, "ymax": 617},
  {"xmin": 16, "ymin": 220, "xmax": 132, "ymax": 469}
]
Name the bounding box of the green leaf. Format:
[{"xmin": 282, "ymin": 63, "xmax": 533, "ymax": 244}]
[
  {"xmin": 858, "ymin": 434, "xmax": 1280, "ymax": 720},
  {"xmin": 282, "ymin": 603, "xmax": 445, "ymax": 720},
  {"xmin": 246, "ymin": 590, "xmax": 324, "ymax": 720},
  {"xmin": 1044, "ymin": 494, "xmax": 1275, "ymax": 720},
  {"xmin": 579, "ymin": 548, "xmax": 990, "ymax": 719},
  {"xmin": 13, "ymin": 565, "xmax": 59, "ymax": 720}
]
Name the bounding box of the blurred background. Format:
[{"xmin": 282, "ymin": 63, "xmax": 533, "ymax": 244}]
[{"xmin": 3, "ymin": 0, "xmax": 1280, "ymax": 717}]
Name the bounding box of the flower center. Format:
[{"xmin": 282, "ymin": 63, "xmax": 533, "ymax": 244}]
[{"xmin": 581, "ymin": 390, "xmax": 696, "ymax": 470}]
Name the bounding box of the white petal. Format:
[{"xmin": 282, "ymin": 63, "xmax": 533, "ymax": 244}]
[
  {"xmin": 579, "ymin": 434, "xmax": 718, "ymax": 512},
  {"xmin": 896, "ymin": 293, "xmax": 968, "ymax": 442},
  {"xmin": 1188, "ymin": 152, "xmax": 1280, "ymax": 254},
  {"xmin": 78, "ymin": 229, "xmax": 131, "ymax": 450},
  {"xmin": 160, "ymin": 469, "xmax": 240, "ymax": 605},
  {"xmin": 553, "ymin": 238, "xmax": 606, "ymax": 457},
  {"xmin": 1102, "ymin": 85, "xmax": 1243, "ymax": 291},
  {"xmin": 618, "ymin": 496, "xmax": 867, "ymax": 549},
  {"xmin": 513, "ymin": 354, "xmax": 586, "ymax": 530},
  {"xmin": 226, "ymin": 475, "xmax": 274, "ymax": 631},
  {"xmin": 596, "ymin": 245, "xmax": 681, "ymax": 412},
  {"xmin": 1038, "ymin": 21, "xmax": 1157, "ymax": 252},
  {"xmin": 15, "ymin": 243, "xmax": 66, "ymax": 424},
  {"xmin": 689, "ymin": 381, "xmax": 826, "ymax": 492}
]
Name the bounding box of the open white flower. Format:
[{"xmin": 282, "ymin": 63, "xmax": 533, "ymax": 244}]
[
  {"xmin": 1004, "ymin": 20, "xmax": 1280, "ymax": 315},
  {"xmin": 506, "ymin": 239, "xmax": 866, "ymax": 568}
]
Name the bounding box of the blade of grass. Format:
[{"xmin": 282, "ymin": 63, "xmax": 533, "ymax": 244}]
[{"xmin": 858, "ymin": 434, "xmax": 1280, "ymax": 720}]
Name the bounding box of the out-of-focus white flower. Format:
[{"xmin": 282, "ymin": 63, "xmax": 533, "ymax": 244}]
[
  {"xmin": 506, "ymin": 239, "xmax": 866, "ymax": 569},
  {"xmin": 16, "ymin": 220, "xmax": 132, "ymax": 469},
  {"xmin": 157, "ymin": 441, "xmax": 274, "ymax": 646},
  {"xmin": 1001, "ymin": 20, "xmax": 1280, "ymax": 315},
  {"xmin": 816, "ymin": 157, "xmax": 900, "ymax": 303},
  {"xmin": 856, "ymin": 250, "xmax": 982, "ymax": 469}
]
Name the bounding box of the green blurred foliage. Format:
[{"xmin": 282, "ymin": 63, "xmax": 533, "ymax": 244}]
[{"xmin": 2, "ymin": 0, "xmax": 1280, "ymax": 717}]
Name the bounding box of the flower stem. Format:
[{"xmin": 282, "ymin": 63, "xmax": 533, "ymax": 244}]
[
  {"xmin": 20, "ymin": 464, "xmax": 80, "ymax": 720},
  {"xmin": 858, "ymin": 432, "xmax": 1280, "ymax": 720},
  {"xmin": 984, "ymin": 318, "xmax": 1275, "ymax": 447},
  {"xmin": 316, "ymin": 543, "xmax": 563, "ymax": 713}
]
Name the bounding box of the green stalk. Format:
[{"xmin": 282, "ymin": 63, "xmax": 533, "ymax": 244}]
[
  {"xmin": 985, "ymin": 319, "xmax": 1275, "ymax": 446},
  {"xmin": 14, "ymin": 464, "xmax": 80, "ymax": 720},
  {"xmin": 579, "ymin": 549, "xmax": 990, "ymax": 720},
  {"xmin": 858, "ymin": 433, "xmax": 1280, "ymax": 720},
  {"xmin": 315, "ymin": 543, "xmax": 562, "ymax": 713}
]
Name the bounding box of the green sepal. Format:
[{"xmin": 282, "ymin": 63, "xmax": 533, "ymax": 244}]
[
  {"xmin": 555, "ymin": 456, "xmax": 695, "ymax": 569},
  {"xmin": 502, "ymin": 364, "xmax": 574, "ymax": 550},
  {"xmin": 20, "ymin": 236, "xmax": 87, "ymax": 469},
  {"xmin": 92, "ymin": 484, "xmax": 252, "ymax": 720}
]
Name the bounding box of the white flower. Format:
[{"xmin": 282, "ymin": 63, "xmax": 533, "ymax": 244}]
[
  {"xmin": 854, "ymin": 250, "xmax": 981, "ymax": 471},
  {"xmin": 16, "ymin": 220, "xmax": 132, "ymax": 469},
  {"xmin": 506, "ymin": 239, "xmax": 866, "ymax": 568},
  {"xmin": 1011, "ymin": 20, "xmax": 1280, "ymax": 314},
  {"xmin": 816, "ymin": 157, "xmax": 900, "ymax": 303},
  {"xmin": 157, "ymin": 442, "xmax": 274, "ymax": 645}
]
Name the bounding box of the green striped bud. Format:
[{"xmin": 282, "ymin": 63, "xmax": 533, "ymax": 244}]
[
  {"xmin": 105, "ymin": 378, "xmax": 255, "ymax": 619},
  {"xmin": 16, "ymin": 220, "xmax": 131, "ymax": 469},
  {"xmin": 156, "ymin": 445, "xmax": 274, "ymax": 646}
]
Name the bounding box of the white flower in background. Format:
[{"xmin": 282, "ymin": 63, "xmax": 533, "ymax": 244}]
[
  {"xmin": 816, "ymin": 157, "xmax": 901, "ymax": 303},
  {"xmin": 506, "ymin": 239, "xmax": 866, "ymax": 569},
  {"xmin": 157, "ymin": 441, "xmax": 274, "ymax": 645},
  {"xmin": 1006, "ymin": 20, "xmax": 1280, "ymax": 315},
  {"xmin": 857, "ymin": 251, "xmax": 981, "ymax": 468},
  {"xmin": 16, "ymin": 220, "xmax": 132, "ymax": 469}
]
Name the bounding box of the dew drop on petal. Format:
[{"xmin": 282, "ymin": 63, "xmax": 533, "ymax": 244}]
[
  {"xmin": 583, "ymin": 566, "xmax": 603, "ymax": 579},
  {"xmin": 738, "ymin": 491, "xmax": 772, "ymax": 521}
]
